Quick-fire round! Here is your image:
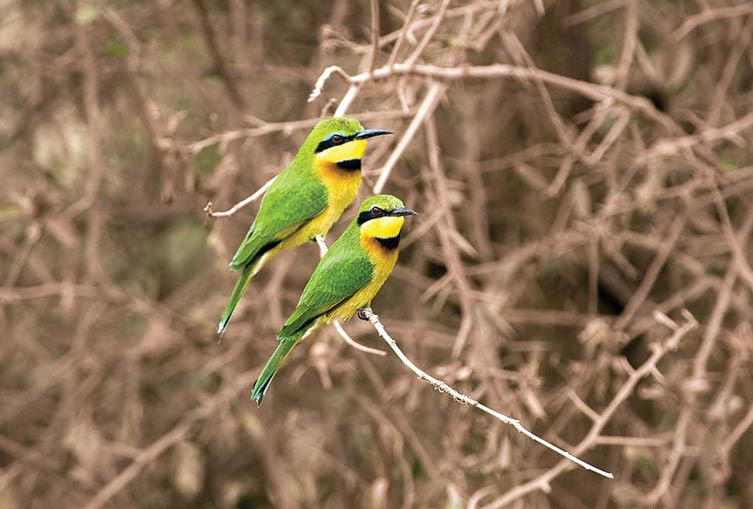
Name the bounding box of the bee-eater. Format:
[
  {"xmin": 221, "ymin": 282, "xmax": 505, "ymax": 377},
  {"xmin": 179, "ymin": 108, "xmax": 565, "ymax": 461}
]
[
  {"xmin": 217, "ymin": 117, "xmax": 392, "ymax": 335},
  {"xmin": 250, "ymin": 194, "xmax": 417, "ymax": 405}
]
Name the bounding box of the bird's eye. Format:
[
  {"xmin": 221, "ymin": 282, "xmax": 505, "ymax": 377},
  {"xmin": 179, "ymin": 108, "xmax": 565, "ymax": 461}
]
[
  {"xmin": 330, "ymin": 134, "xmax": 344, "ymax": 144},
  {"xmin": 370, "ymin": 206, "xmax": 383, "ymax": 217}
]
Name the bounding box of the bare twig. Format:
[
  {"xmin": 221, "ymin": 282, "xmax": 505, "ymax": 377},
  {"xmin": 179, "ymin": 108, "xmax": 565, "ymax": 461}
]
[
  {"xmin": 358, "ymin": 308, "xmax": 616, "ymax": 479},
  {"xmin": 404, "ymin": 0, "xmax": 450, "ymax": 67},
  {"xmin": 386, "ymin": 0, "xmax": 421, "ymax": 67},
  {"xmin": 368, "ymin": 0, "xmax": 380, "ymax": 72},
  {"xmin": 308, "ymin": 65, "xmax": 350, "ymax": 103},
  {"xmin": 204, "ymin": 176, "xmax": 276, "ymax": 218},
  {"xmin": 481, "ymin": 312, "xmax": 698, "ymax": 508},
  {"xmin": 673, "ymin": 4, "xmax": 753, "ymax": 40},
  {"xmin": 309, "ymin": 62, "xmax": 681, "ymax": 134},
  {"xmin": 83, "ymin": 369, "xmax": 259, "ymax": 509},
  {"xmin": 333, "ymin": 320, "xmax": 386, "ymax": 357},
  {"xmin": 373, "ymin": 81, "xmax": 446, "ymax": 193}
]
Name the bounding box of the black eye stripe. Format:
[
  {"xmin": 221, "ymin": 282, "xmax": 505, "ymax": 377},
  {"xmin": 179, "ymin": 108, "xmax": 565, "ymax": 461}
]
[
  {"xmin": 357, "ymin": 207, "xmax": 390, "ymax": 225},
  {"xmin": 357, "ymin": 210, "xmax": 372, "ymax": 225},
  {"xmin": 314, "ymin": 132, "xmax": 354, "ymax": 153}
]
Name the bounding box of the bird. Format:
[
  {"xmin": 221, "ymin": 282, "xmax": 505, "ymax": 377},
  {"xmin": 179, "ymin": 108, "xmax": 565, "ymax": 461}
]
[
  {"xmin": 217, "ymin": 117, "xmax": 392, "ymax": 335},
  {"xmin": 250, "ymin": 194, "xmax": 417, "ymax": 405}
]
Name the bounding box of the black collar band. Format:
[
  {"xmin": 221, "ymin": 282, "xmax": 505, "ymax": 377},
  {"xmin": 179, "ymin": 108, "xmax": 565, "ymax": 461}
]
[
  {"xmin": 336, "ymin": 159, "xmax": 362, "ymax": 171},
  {"xmin": 376, "ymin": 234, "xmax": 400, "ymax": 250}
]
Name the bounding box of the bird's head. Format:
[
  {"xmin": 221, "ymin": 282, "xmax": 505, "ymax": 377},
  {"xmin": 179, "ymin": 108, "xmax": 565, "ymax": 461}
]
[
  {"xmin": 305, "ymin": 117, "xmax": 392, "ymax": 171},
  {"xmin": 356, "ymin": 194, "xmax": 417, "ymax": 250}
]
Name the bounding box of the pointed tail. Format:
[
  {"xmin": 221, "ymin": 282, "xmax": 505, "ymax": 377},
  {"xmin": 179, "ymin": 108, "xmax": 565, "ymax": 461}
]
[
  {"xmin": 250, "ymin": 338, "xmax": 298, "ymax": 406},
  {"xmin": 217, "ymin": 264, "xmax": 254, "ymax": 335}
]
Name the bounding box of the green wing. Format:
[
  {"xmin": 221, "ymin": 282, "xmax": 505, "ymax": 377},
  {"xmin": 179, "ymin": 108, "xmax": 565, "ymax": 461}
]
[
  {"xmin": 278, "ymin": 239, "xmax": 373, "ymax": 340},
  {"xmin": 230, "ymin": 171, "xmax": 327, "ymax": 270}
]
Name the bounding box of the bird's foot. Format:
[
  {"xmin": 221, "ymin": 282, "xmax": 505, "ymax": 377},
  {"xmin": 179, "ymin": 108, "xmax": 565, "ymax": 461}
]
[{"xmin": 357, "ymin": 307, "xmax": 373, "ymax": 321}]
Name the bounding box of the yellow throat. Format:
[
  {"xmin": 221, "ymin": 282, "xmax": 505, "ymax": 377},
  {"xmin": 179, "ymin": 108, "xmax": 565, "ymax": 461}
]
[
  {"xmin": 314, "ymin": 139, "xmax": 367, "ymax": 166},
  {"xmin": 360, "ymin": 216, "xmax": 405, "ymax": 241}
]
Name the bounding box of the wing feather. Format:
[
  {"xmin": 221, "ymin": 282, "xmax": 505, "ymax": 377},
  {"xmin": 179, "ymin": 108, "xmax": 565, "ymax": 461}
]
[
  {"xmin": 278, "ymin": 238, "xmax": 372, "ymax": 340},
  {"xmin": 230, "ymin": 173, "xmax": 327, "ymax": 270}
]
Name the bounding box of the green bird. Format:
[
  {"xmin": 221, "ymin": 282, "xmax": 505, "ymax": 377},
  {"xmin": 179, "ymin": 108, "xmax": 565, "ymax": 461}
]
[
  {"xmin": 251, "ymin": 194, "xmax": 417, "ymax": 405},
  {"xmin": 217, "ymin": 117, "xmax": 392, "ymax": 335}
]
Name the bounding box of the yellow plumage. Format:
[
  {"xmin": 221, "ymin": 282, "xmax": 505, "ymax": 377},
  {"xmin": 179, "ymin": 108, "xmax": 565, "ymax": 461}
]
[
  {"xmin": 254, "ymin": 140, "xmax": 366, "ymax": 271},
  {"xmin": 250, "ymin": 194, "xmax": 416, "ymax": 404},
  {"xmin": 327, "ymin": 216, "xmax": 404, "ymax": 322}
]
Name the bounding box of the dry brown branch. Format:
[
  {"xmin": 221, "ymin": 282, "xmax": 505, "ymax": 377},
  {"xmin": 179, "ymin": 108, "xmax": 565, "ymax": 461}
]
[
  {"xmin": 310, "ymin": 62, "xmax": 681, "ymax": 133},
  {"xmin": 673, "ymin": 4, "xmax": 753, "ymax": 40},
  {"xmin": 373, "ymin": 81, "xmax": 446, "ymax": 193},
  {"xmin": 6, "ymin": 2, "xmax": 753, "ymax": 507},
  {"xmin": 358, "ymin": 308, "xmax": 615, "ymax": 479},
  {"xmin": 368, "ymin": 0, "xmax": 380, "ymax": 72},
  {"xmin": 480, "ymin": 312, "xmax": 699, "ymax": 509},
  {"xmin": 204, "ymin": 176, "xmax": 275, "ymax": 217},
  {"xmin": 82, "ymin": 369, "xmax": 259, "ymax": 509}
]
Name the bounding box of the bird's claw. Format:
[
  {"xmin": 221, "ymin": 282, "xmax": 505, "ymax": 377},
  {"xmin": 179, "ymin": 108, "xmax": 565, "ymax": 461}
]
[{"xmin": 357, "ymin": 307, "xmax": 372, "ymax": 321}]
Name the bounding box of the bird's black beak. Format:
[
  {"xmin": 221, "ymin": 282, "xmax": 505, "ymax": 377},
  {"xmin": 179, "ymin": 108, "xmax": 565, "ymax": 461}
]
[
  {"xmin": 354, "ymin": 128, "xmax": 393, "ymax": 140},
  {"xmin": 391, "ymin": 207, "xmax": 418, "ymax": 217}
]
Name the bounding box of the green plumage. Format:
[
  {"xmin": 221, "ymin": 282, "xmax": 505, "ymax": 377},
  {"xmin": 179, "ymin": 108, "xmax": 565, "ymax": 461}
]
[
  {"xmin": 217, "ymin": 117, "xmax": 369, "ymax": 335},
  {"xmin": 228, "ymin": 174, "xmax": 327, "ymax": 271},
  {"xmin": 278, "ymin": 226, "xmax": 373, "ymax": 340},
  {"xmin": 250, "ymin": 223, "xmax": 373, "ymax": 404},
  {"xmin": 251, "ymin": 194, "xmax": 416, "ymax": 405}
]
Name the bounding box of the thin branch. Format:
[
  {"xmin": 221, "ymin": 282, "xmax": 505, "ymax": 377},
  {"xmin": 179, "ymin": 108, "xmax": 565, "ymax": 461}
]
[
  {"xmin": 481, "ymin": 312, "xmax": 698, "ymax": 509},
  {"xmin": 386, "ymin": 0, "xmax": 421, "ymax": 67},
  {"xmin": 368, "ymin": 0, "xmax": 380, "ymax": 72},
  {"xmin": 190, "ymin": 109, "xmax": 411, "ymax": 153},
  {"xmin": 204, "ymin": 176, "xmax": 275, "ymax": 218},
  {"xmin": 310, "ymin": 62, "xmax": 680, "ymax": 134},
  {"xmin": 191, "ymin": 0, "xmax": 245, "ymax": 107},
  {"xmin": 673, "ymin": 4, "xmax": 753, "ymax": 41},
  {"xmin": 404, "ymin": 0, "xmax": 450, "ymax": 68},
  {"xmin": 308, "ymin": 65, "xmax": 350, "ymax": 103},
  {"xmin": 358, "ymin": 308, "xmax": 616, "ymax": 479},
  {"xmin": 334, "ymin": 84, "xmax": 361, "ymax": 117},
  {"xmin": 83, "ymin": 369, "xmax": 259, "ymax": 509},
  {"xmin": 333, "ymin": 320, "xmax": 386, "ymax": 357},
  {"xmin": 373, "ymin": 81, "xmax": 446, "ymax": 193},
  {"xmin": 613, "ymin": 213, "xmax": 687, "ymax": 331}
]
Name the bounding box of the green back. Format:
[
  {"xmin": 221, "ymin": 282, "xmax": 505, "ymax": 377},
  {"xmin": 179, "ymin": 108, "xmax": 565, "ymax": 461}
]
[
  {"xmin": 277, "ymin": 223, "xmax": 373, "ymax": 340},
  {"xmin": 229, "ymin": 170, "xmax": 326, "ymax": 269},
  {"xmin": 229, "ymin": 117, "xmax": 365, "ymax": 270}
]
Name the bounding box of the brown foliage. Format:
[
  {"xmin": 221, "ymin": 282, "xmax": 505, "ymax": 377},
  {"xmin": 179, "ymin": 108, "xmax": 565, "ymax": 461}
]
[{"xmin": 3, "ymin": 0, "xmax": 753, "ymax": 507}]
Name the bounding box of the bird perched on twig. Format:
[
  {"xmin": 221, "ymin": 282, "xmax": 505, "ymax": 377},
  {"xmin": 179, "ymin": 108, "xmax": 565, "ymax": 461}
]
[
  {"xmin": 217, "ymin": 117, "xmax": 392, "ymax": 335},
  {"xmin": 251, "ymin": 194, "xmax": 417, "ymax": 405}
]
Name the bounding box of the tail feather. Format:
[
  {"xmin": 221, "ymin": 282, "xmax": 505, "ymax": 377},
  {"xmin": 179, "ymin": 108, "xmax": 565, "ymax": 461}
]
[
  {"xmin": 251, "ymin": 339, "xmax": 298, "ymax": 405},
  {"xmin": 217, "ymin": 264, "xmax": 254, "ymax": 335}
]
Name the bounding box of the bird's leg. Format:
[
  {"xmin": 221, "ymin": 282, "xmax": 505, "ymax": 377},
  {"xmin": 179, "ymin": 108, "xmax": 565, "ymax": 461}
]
[{"xmin": 357, "ymin": 307, "xmax": 373, "ymax": 321}]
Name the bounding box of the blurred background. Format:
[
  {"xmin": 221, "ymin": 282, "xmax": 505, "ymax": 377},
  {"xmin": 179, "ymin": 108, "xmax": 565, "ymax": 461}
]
[{"xmin": 3, "ymin": 0, "xmax": 753, "ymax": 507}]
